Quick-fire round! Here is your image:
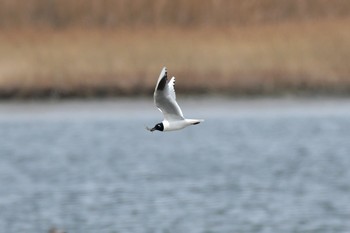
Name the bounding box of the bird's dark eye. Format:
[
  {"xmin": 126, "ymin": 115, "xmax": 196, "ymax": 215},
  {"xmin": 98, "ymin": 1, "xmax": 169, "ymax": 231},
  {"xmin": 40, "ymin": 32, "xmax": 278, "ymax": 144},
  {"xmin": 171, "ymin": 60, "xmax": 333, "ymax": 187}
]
[{"xmin": 155, "ymin": 123, "xmax": 164, "ymax": 131}]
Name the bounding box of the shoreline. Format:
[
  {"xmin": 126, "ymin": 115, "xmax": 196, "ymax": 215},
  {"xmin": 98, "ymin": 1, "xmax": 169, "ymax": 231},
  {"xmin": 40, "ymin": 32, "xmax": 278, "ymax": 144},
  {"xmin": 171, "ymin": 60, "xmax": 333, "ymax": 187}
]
[
  {"xmin": 0, "ymin": 96, "xmax": 350, "ymax": 121},
  {"xmin": 1, "ymin": 87, "xmax": 350, "ymax": 100}
]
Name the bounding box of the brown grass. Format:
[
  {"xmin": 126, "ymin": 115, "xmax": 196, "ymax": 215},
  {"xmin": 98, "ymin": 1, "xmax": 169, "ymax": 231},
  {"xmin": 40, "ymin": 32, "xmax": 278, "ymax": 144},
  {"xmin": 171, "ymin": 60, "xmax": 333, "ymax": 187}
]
[
  {"xmin": 1, "ymin": 0, "xmax": 350, "ymax": 28},
  {"xmin": 1, "ymin": 18, "xmax": 350, "ymax": 98},
  {"xmin": 1, "ymin": 0, "xmax": 350, "ymax": 98}
]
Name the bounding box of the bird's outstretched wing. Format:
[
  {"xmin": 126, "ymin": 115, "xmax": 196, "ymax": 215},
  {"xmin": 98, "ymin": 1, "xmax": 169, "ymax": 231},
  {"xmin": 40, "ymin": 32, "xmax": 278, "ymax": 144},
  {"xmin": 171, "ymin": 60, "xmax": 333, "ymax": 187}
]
[{"xmin": 154, "ymin": 67, "xmax": 184, "ymax": 121}]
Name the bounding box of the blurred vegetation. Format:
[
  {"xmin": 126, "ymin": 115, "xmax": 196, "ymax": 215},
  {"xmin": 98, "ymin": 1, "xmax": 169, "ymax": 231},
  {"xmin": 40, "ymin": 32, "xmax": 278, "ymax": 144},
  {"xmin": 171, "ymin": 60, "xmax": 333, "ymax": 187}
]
[
  {"xmin": 1, "ymin": 0, "xmax": 350, "ymax": 28},
  {"xmin": 0, "ymin": 0, "xmax": 350, "ymax": 98}
]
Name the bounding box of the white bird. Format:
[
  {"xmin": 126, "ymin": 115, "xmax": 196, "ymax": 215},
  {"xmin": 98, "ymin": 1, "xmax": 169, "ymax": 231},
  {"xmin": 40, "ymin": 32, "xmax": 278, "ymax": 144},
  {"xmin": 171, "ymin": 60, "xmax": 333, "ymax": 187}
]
[{"xmin": 147, "ymin": 67, "xmax": 204, "ymax": 132}]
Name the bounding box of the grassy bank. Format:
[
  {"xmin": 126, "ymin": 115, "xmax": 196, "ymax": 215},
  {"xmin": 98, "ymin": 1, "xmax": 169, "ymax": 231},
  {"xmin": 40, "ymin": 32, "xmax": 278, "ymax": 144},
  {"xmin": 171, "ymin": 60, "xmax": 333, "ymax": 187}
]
[
  {"xmin": 1, "ymin": 0, "xmax": 350, "ymax": 28},
  {"xmin": 1, "ymin": 18, "xmax": 350, "ymax": 98}
]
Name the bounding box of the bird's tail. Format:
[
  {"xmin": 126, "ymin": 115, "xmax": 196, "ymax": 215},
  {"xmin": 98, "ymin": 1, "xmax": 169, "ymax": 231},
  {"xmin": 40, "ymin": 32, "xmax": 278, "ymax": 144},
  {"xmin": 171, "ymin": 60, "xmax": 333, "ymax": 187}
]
[{"xmin": 186, "ymin": 119, "xmax": 204, "ymax": 125}]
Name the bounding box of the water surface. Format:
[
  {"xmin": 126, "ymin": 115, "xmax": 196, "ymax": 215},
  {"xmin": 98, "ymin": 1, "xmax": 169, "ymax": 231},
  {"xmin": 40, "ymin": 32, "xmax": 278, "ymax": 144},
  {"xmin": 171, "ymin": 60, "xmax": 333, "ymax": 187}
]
[{"xmin": 1, "ymin": 98, "xmax": 350, "ymax": 233}]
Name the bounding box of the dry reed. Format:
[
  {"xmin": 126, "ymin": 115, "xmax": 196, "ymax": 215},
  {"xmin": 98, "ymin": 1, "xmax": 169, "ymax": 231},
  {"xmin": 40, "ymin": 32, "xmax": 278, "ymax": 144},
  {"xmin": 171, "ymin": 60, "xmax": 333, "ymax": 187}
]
[
  {"xmin": 1, "ymin": 0, "xmax": 350, "ymax": 28},
  {"xmin": 1, "ymin": 1, "xmax": 350, "ymax": 98},
  {"xmin": 1, "ymin": 18, "xmax": 350, "ymax": 98}
]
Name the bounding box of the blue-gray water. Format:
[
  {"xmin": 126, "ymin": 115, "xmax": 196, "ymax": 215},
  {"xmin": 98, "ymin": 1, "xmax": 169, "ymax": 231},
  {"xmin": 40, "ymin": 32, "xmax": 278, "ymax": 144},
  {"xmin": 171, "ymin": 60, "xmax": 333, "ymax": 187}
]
[{"xmin": 1, "ymin": 98, "xmax": 350, "ymax": 233}]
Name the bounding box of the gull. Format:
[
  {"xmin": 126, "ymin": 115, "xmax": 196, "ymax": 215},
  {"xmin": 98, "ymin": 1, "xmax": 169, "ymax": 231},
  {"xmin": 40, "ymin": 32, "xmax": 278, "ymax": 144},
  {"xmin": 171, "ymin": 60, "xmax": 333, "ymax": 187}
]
[{"xmin": 147, "ymin": 67, "xmax": 204, "ymax": 132}]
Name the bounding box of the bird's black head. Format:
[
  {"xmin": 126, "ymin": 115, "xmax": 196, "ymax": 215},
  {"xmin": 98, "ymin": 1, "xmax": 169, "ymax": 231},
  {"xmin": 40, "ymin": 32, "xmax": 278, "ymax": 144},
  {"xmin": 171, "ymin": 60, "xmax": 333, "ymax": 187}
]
[{"xmin": 150, "ymin": 123, "xmax": 164, "ymax": 132}]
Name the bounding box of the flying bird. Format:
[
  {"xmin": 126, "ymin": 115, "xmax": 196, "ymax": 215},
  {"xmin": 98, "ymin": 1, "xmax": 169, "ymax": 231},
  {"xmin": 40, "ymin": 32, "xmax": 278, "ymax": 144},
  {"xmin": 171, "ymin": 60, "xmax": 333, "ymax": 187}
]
[{"xmin": 147, "ymin": 67, "xmax": 204, "ymax": 132}]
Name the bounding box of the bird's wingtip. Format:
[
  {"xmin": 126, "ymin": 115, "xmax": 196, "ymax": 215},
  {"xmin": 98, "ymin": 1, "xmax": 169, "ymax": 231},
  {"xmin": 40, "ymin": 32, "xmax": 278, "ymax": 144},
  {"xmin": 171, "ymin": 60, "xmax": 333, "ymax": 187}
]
[{"xmin": 159, "ymin": 67, "xmax": 167, "ymax": 77}]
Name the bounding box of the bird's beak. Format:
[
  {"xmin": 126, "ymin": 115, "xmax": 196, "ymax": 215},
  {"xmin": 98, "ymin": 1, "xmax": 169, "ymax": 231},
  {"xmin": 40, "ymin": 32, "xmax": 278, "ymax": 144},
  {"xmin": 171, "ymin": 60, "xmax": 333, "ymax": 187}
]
[{"xmin": 146, "ymin": 126, "xmax": 155, "ymax": 132}]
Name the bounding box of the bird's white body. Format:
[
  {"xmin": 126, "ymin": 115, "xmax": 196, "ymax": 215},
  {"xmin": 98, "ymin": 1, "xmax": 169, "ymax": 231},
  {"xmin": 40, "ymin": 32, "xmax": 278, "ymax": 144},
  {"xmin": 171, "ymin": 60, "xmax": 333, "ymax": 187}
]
[
  {"xmin": 162, "ymin": 119, "xmax": 203, "ymax": 131},
  {"xmin": 147, "ymin": 67, "xmax": 204, "ymax": 132}
]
